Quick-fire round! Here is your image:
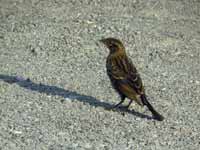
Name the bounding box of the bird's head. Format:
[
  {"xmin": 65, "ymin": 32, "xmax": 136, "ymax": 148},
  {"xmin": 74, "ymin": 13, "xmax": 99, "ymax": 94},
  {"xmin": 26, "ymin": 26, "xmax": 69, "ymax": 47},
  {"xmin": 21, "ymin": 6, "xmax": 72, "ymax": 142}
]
[{"xmin": 100, "ymin": 38, "xmax": 125, "ymax": 54}]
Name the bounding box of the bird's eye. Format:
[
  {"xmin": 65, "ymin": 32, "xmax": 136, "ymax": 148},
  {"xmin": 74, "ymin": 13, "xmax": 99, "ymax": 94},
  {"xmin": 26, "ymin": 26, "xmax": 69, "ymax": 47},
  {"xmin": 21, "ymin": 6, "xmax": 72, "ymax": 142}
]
[
  {"xmin": 109, "ymin": 43, "xmax": 118, "ymax": 51},
  {"xmin": 113, "ymin": 43, "xmax": 118, "ymax": 48}
]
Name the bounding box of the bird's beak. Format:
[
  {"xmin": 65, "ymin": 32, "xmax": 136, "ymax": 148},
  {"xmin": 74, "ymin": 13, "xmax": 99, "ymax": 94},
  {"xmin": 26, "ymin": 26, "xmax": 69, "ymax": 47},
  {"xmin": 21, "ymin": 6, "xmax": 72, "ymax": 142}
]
[{"xmin": 99, "ymin": 39, "xmax": 106, "ymax": 45}]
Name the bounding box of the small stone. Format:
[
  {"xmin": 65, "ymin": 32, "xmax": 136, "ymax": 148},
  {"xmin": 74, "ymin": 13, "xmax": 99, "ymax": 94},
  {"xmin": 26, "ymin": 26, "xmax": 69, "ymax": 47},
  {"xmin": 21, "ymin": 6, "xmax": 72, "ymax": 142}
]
[
  {"xmin": 84, "ymin": 143, "xmax": 92, "ymax": 149},
  {"xmin": 189, "ymin": 80, "xmax": 193, "ymax": 83},
  {"xmin": 174, "ymin": 51, "xmax": 181, "ymax": 55}
]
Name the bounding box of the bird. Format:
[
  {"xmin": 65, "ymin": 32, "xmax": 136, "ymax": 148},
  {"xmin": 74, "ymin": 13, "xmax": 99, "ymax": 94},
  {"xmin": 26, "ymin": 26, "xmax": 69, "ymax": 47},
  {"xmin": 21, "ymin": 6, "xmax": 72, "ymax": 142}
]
[{"xmin": 100, "ymin": 37, "xmax": 164, "ymax": 121}]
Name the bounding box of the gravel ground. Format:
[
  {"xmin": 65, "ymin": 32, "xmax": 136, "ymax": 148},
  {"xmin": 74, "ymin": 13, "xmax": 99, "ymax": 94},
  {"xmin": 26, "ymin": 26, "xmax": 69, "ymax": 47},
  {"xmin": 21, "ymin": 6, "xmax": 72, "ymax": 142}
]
[{"xmin": 0, "ymin": 0, "xmax": 200, "ymax": 149}]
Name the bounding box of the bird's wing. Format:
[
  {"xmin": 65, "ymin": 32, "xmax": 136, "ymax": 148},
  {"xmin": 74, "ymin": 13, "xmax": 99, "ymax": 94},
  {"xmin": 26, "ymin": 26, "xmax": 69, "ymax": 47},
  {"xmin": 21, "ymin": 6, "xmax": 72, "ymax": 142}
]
[
  {"xmin": 107, "ymin": 56, "xmax": 144, "ymax": 95},
  {"xmin": 124, "ymin": 57, "xmax": 144, "ymax": 94}
]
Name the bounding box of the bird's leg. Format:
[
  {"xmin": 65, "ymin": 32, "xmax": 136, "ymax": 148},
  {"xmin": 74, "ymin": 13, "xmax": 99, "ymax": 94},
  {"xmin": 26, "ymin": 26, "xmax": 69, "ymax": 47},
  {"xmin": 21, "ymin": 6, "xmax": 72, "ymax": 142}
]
[
  {"xmin": 141, "ymin": 94, "xmax": 164, "ymax": 121},
  {"xmin": 112, "ymin": 95, "xmax": 125, "ymax": 109}
]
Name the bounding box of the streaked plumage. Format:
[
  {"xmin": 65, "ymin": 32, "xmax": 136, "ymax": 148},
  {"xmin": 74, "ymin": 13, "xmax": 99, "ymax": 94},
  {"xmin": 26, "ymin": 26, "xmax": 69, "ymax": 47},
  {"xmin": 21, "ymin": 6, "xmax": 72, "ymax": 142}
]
[{"xmin": 100, "ymin": 37, "xmax": 164, "ymax": 121}]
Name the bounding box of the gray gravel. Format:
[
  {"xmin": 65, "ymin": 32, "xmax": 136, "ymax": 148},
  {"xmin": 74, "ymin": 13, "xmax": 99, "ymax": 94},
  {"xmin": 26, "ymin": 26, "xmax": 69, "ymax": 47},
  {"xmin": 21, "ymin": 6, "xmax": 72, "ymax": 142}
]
[{"xmin": 0, "ymin": 0, "xmax": 200, "ymax": 149}]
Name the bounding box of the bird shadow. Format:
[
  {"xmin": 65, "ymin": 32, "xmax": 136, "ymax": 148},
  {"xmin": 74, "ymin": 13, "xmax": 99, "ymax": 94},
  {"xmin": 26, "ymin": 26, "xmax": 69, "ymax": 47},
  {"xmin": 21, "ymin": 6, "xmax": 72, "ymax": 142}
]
[{"xmin": 0, "ymin": 74, "xmax": 153, "ymax": 120}]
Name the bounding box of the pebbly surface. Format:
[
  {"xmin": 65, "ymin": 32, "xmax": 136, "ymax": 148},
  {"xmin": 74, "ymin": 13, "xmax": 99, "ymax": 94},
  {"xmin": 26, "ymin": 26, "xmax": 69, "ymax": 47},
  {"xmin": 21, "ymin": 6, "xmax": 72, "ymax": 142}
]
[{"xmin": 0, "ymin": 0, "xmax": 200, "ymax": 149}]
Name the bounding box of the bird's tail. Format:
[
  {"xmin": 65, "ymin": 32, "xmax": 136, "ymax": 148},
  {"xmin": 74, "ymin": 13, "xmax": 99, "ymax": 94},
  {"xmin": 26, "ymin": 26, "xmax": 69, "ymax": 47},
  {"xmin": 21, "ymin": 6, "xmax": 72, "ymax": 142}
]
[{"xmin": 141, "ymin": 94, "xmax": 164, "ymax": 121}]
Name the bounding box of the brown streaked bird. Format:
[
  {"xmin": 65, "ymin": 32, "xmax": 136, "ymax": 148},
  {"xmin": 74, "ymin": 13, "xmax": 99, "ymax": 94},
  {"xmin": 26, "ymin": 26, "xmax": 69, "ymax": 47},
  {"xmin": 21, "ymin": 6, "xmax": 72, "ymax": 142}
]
[{"xmin": 100, "ymin": 37, "xmax": 164, "ymax": 121}]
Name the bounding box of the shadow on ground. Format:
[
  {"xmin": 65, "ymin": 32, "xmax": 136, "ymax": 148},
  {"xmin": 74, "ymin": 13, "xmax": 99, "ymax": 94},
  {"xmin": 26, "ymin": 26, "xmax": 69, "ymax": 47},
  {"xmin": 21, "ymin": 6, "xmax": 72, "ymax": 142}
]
[{"xmin": 0, "ymin": 74, "xmax": 153, "ymax": 120}]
